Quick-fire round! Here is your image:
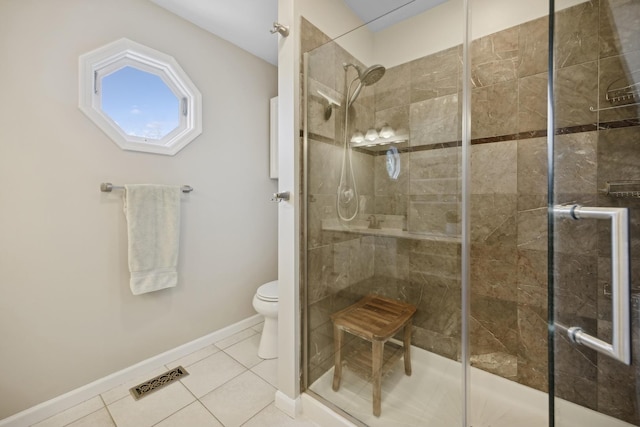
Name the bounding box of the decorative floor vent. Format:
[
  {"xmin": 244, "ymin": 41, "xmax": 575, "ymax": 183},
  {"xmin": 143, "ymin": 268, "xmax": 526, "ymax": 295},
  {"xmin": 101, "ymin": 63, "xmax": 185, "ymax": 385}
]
[{"xmin": 129, "ymin": 366, "xmax": 189, "ymax": 400}]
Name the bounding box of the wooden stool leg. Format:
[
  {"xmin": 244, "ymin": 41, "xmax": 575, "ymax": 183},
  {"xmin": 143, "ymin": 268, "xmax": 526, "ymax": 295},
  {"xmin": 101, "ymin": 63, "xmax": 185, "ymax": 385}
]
[
  {"xmin": 332, "ymin": 325, "xmax": 343, "ymax": 391},
  {"xmin": 372, "ymin": 340, "xmax": 384, "ymax": 417},
  {"xmin": 403, "ymin": 321, "xmax": 412, "ymax": 376}
]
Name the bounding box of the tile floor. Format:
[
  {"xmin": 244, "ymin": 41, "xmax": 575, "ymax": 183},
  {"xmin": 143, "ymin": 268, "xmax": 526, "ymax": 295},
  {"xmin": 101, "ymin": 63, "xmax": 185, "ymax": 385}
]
[
  {"xmin": 32, "ymin": 323, "xmax": 320, "ymax": 427},
  {"xmin": 34, "ymin": 324, "xmax": 621, "ymax": 427}
]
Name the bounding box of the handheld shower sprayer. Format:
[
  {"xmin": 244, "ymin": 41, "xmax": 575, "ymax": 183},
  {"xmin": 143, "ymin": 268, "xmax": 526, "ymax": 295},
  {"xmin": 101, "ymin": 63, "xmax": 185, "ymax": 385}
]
[
  {"xmin": 343, "ymin": 63, "xmax": 386, "ymax": 108},
  {"xmin": 336, "ymin": 62, "xmax": 386, "ymax": 222}
]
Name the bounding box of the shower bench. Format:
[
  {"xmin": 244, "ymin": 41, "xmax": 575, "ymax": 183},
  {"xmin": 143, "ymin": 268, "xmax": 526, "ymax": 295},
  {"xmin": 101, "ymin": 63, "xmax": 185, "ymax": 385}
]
[{"xmin": 330, "ymin": 294, "xmax": 417, "ymax": 417}]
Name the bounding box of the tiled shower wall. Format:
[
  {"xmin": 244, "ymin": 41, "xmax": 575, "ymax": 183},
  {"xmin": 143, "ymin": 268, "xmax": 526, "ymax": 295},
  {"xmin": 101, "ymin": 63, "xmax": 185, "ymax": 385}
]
[{"xmin": 303, "ymin": 0, "xmax": 640, "ymax": 424}]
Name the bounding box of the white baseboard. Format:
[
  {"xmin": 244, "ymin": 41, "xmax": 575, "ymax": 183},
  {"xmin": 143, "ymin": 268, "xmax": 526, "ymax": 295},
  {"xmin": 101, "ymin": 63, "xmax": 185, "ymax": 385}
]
[
  {"xmin": 274, "ymin": 390, "xmax": 301, "ymax": 418},
  {"xmin": 0, "ymin": 314, "xmax": 263, "ymax": 427}
]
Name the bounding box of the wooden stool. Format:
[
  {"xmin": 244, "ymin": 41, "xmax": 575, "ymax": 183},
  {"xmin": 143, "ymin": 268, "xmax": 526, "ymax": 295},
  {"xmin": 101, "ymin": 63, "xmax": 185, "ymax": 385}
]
[{"xmin": 330, "ymin": 294, "xmax": 417, "ymax": 417}]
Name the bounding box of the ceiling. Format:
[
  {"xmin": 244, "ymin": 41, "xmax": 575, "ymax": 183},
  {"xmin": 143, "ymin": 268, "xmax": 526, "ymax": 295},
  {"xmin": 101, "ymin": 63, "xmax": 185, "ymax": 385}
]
[{"xmin": 150, "ymin": 0, "xmax": 446, "ymax": 66}]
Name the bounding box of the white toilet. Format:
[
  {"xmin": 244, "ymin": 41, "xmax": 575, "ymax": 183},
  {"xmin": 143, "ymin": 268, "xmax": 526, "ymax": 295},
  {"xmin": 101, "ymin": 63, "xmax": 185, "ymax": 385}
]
[{"xmin": 252, "ymin": 280, "xmax": 278, "ymax": 359}]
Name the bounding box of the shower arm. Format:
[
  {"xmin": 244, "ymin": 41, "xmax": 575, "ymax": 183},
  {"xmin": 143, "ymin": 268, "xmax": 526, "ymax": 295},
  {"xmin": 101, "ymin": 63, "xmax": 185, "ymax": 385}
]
[
  {"xmin": 347, "ymin": 80, "xmax": 364, "ymax": 108},
  {"xmin": 343, "ymin": 63, "xmax": 362, "ymax": 108},
  {"xmin": 342, "ymin": 78, "xmax": 359, "ymax": 148}
]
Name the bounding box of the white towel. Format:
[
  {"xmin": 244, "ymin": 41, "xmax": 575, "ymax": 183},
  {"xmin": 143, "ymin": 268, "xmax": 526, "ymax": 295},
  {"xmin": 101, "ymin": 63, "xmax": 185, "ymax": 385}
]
[{"xmin": 123, "ymin": 184, "xmax": 181, "ymax": 295}]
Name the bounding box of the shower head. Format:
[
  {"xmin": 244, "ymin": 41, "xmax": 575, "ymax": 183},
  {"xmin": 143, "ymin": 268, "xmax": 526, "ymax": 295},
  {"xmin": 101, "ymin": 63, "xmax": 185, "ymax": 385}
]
[
  {"xmin": 359, "ymin": 64, "xmax": 386, "ymax": 85},
  {"xmin": 344, "ymin": 63, "xmax": 386, "ymax": 107}
]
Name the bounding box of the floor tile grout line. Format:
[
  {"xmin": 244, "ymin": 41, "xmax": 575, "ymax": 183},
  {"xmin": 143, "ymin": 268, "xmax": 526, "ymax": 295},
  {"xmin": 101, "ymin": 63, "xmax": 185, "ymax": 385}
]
[
  {"xmin": 40, "ymin": 324, "xmax": 268, "ymax": 427},
  {"xmin": 218, "ymin": 331, "xmax": 266, "ymax": 370},
  {"xmin": 249, "ymin": 359, "xmax": 277, "ymax": 387},
  {"xmin": 238, "ymin": 398, "xmax": 277, "ymax": 427},
  {"xmin": 195, "ymin": 399, "xmax": 226, "ymax": 427},
  {"xmin": 218, "ymin": 330, "xmax": 259, "ymax": 351},
  {"xmin": 60, "ymin": 408, "xmax": 96, "ymax": 427},
  {"xmin": 191, "ymin": 365, "xmax": 250, "ymax": 402},
  {"xmin": 101, "ymin": 330, "xmax": 261, "ymax": 423},
  {"xmin": 39, "ymin": 396, "xmax": 108, "ymax": 427},
  {"xmin": 148, "ymin": 399, "xmax": 199, "ymax": 427},
  {"xmin": 103, "ymin": 378, "xmax": 194, "ymax": 426},
  {"xmin": 182, "ymin": 354, "xmax": 254, "ymax": 427},
  {"xmin": 174, "ymin": 345, "xmax": 265, "ymax": 427},
  {"xmin": 103, "ymin": 360, "xmax": 198, "ymax": 408},
  {"xmin": 102, "ymin": 364, "xmax": 175, "ymax": 408},
  {"xmin": 58, "ymin": 396, "xmax": 114, "ymax": 427},
  {"xmin": 104, "ymin": 327, "xmax": 257, "ymax": 408},
  {"xmin": 99, "ymin": 394, "xmax": 118, "ymax": 427},
  {"xmin": 173, "ymin": 371, "xmax": 216, "ymax": 426},
  {"xmin": 222, "ymin": 348, "xmax": 263, "ymax": 370},
  {"xmin": 213, "ymin": 329, "xmax": 259, "ymax": 351},
  {"xmin": 164, "ymin": 344, "xmax": 223, "ymax": 370}
]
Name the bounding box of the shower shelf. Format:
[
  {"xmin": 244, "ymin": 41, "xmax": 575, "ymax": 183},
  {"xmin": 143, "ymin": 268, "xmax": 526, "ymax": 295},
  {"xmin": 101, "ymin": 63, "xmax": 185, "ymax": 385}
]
[
  {"xmin": 602, "ymin": 181, "xmax": 640, "ymax": 198},
  {"xmin": 321, "ymin": 218, "xmax": 460, "ymax": 243},
  {"xmin": 589, "ymin": 101, "xmax": 640, "ymax": 112},
  {"xmin": 350, "ymin": 134, "xmax": 409, "ymax": 149},
  {"xmin": 590, "ymin": 77, "xmax": 640, "ymax": 111}
]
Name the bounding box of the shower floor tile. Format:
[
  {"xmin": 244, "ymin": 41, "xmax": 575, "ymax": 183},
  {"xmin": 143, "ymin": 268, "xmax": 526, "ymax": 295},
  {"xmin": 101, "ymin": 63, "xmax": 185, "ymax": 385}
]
[{"xmin": 308, "ymin": 346, "xmax": 553, "ymax": 427}]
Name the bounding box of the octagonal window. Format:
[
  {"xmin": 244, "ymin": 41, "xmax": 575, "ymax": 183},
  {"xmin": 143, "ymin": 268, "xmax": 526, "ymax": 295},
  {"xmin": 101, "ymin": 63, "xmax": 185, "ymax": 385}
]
[
  {"xmin": 79, "ymin": 38, "xmax": 202, "ymax": 155},
  {"xmin": 101, "ymin": 66, "xmax": 180, "ymax": 141}
]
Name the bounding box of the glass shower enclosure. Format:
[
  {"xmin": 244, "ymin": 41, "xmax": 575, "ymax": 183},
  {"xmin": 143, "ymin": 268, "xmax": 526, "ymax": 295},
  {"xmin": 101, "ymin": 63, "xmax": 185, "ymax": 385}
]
[
  {"xmin": 300, "ymin": 0, "xmax": 640, "ymax": 426},
  {"xmin": 550, "ymin": 0, "xmax": 640, "ymax": 425}
]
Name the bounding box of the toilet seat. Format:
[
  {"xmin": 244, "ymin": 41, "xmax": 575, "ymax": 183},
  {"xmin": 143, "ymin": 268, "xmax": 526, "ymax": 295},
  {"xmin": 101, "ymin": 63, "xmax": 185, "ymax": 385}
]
[{"xmin": 257, "ymin": 280, "xmax": 278, "ymax": 302}]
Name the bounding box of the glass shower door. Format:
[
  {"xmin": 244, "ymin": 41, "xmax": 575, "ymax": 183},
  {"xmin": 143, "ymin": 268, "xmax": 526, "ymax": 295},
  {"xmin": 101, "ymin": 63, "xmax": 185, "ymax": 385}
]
[
  {"xmin": 301, "ymin": 2, "xmax": 466, "ymax": 425},
  {"xmin": 550, "ymin": 1, "xmax": 640, "ymax": 425}
]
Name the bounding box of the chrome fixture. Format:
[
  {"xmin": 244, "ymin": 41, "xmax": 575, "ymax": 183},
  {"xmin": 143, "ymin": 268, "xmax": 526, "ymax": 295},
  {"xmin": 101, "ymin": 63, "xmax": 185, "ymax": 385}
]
[
  {"xmin": 589, "ymin": 71, "xmax": 640, "ymax": 111},
  {"xmin": 554, "ymin": 204, "xmax": 631, "ymax": 364},
  {"xmin": 343, "ymin": 63, "xmax": 386, "ymax": 108},
  {"xmin": 602, "ymin": 180, "xmax": 640, "ymax": 198},
  {"xmin": 271, "ymin": 191, "xmax": 290, "ymax": 202},
  {"xmin": 606, "ymin": 75, "xmax": 639, "ymax": 103},
  {"xmin": 270, "ymin": 22, "xmax": 289, "ymax": 37},
  {"xmin": 100, "ymin": 182, "xmax": 193, "ymax": 193},
  {"xmin": 337, "ymin": 62, "xmax": 386, "ymax": 222},
  {"xmin": 317, "ymin": 89, "xmax": 341, "ymax": 120}
]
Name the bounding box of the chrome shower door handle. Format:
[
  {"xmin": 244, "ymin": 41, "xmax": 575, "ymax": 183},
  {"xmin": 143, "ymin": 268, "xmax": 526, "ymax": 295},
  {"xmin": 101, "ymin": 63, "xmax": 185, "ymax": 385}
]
[{"xmin": 554, "ymin": 205, "xmax": 631, "ymax": 364}]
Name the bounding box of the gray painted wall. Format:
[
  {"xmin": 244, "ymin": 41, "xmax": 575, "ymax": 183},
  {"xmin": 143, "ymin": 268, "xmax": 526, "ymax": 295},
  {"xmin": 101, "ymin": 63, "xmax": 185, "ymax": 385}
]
[{"xmin": 0, "ymin": 0, "xmax": 277, "ymax": 418}]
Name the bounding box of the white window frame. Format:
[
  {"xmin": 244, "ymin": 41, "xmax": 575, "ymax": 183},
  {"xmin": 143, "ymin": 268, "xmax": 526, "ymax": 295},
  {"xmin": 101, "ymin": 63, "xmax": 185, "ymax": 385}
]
[{"xmin": 79, "ymin": 38, "xmax": 202, "ymax": 156}]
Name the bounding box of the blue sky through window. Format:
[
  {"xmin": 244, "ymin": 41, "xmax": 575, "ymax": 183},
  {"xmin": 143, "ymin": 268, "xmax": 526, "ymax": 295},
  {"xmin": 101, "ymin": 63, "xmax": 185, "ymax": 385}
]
[{"xmin": 101, "ymin": 66, "xmax": 180, "ymax": 140}]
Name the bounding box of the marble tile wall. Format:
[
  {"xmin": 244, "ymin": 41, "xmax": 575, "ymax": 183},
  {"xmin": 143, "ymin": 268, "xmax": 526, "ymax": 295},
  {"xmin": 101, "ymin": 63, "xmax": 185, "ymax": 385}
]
[
  {"xmin": 302, "ymin": 1, "xmax": 640, "ymax": 422},
  {"xmin": 554, "ymin": 1, "xmax": 640, "ymax": 424},
  {"xmin": 302, "ymin": 18, "xmax": 380, "ymax": 384}
]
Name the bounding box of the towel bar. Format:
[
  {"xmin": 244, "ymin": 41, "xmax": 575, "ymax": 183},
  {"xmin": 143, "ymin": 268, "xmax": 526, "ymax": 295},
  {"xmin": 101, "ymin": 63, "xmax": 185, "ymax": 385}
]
[{"xmin": 100, "ymin": 182, "xmax": 193, "ymax": 193}]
